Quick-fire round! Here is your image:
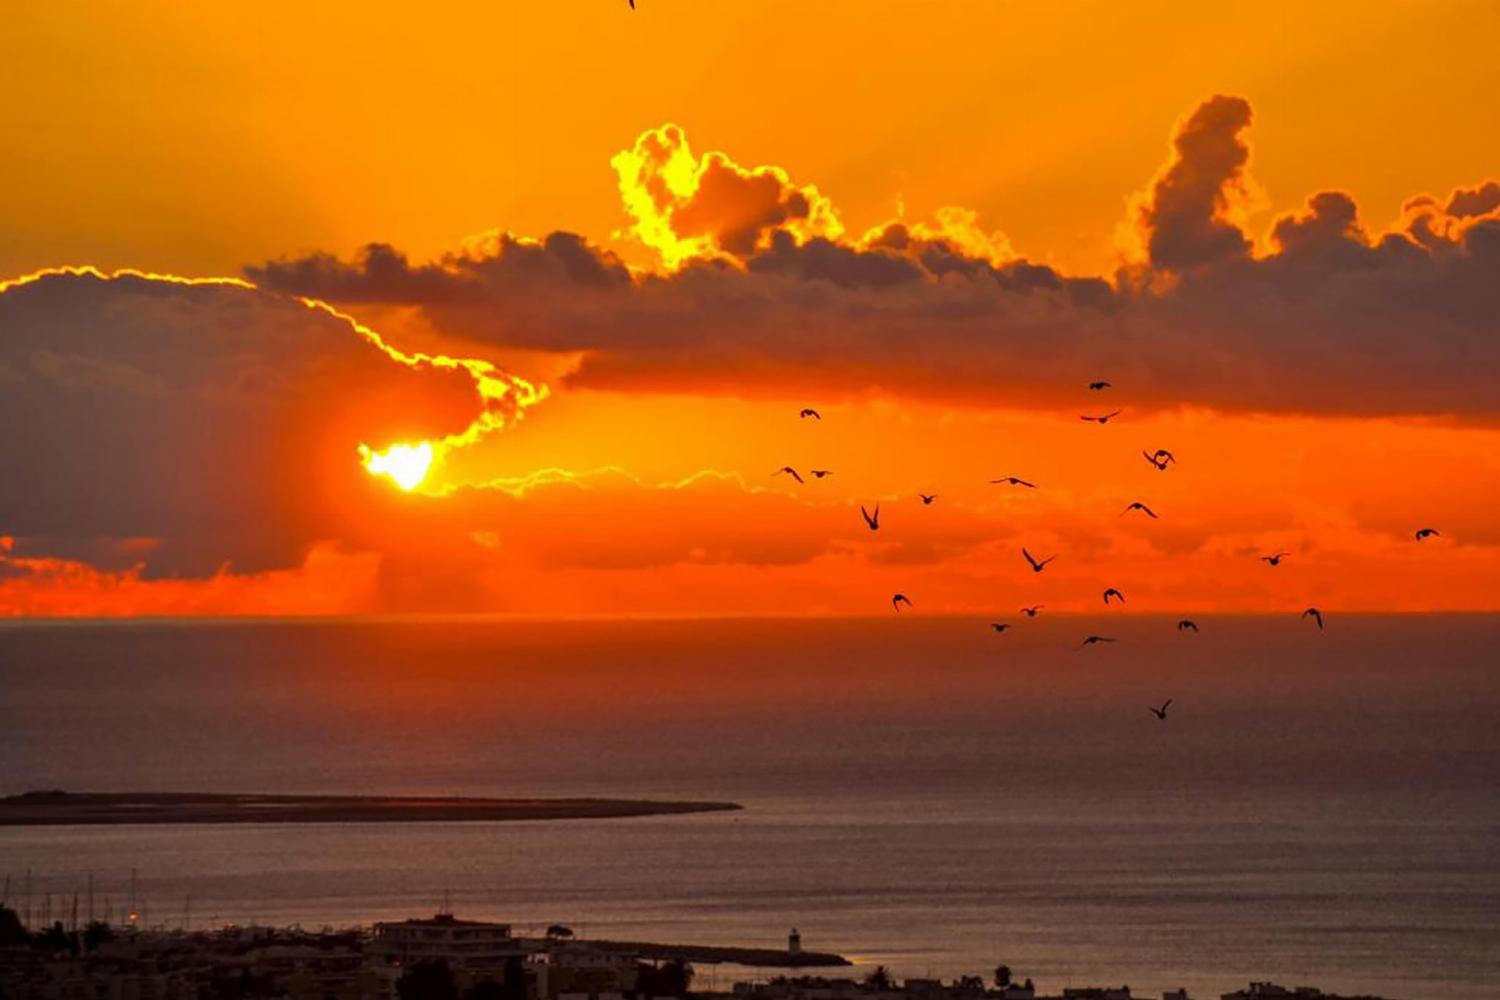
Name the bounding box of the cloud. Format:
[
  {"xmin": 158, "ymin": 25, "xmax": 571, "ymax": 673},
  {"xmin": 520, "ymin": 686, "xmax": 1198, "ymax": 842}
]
[
  {"xmin": 248, "ymin": 232, "xmax": 632, "ymax": 305},
  {"xmin": 0, "ymin": 269, "xmax": 534, "ymax": 577},
  {"xmin": 1132, "ymin": 94, "xmax": 1257, "ymax": 272},
  {"xmin": 10, "ymin": 97, "xmax": 1500, "ymax": 616},
  {"xmin": 245, "ymin": 96, "xmax": 1500, "ymax": 420},
  {"xmin": 0, "ymin": 543, "xmax": 381, "ymax": 617},
  {"xmin": 609, "ymin": 124, "xmax": 843, "ymax": 267}
]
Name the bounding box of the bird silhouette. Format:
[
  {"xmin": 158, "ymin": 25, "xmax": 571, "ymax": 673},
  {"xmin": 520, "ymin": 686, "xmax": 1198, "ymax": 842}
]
[
  {"xmin": 990, "ymin": 623, "xmax": 1011, "ymax": 633},
  {"xmin": 1103, "ymin": 587, "xmax": 1125, "ymax": 605},
  {"xmin": 810, "ymin": 469, "xmax": 833, "ymax": 478},
  {"xmin": 1021, "ymin": 605, "xmax": 1043, "ymax": 617},
  {"xmin": 918, "ymin": 493, "xmax": 938, "ymax": 505},
  {"xmin": 1149, "ymin": 699, "xmax": 1173, "ymax": 720},
  {"xmin": 800, "ymin": 408, "xmax": 821, "ymax": 420},
  {"xmin": 1143, "ymin": 448, "xmax": 1176, "ymax": 470},
  {"xmin": 1077, "ymin": 635, "xmax": 1116, "ymax": 649},
  {"xmin": 1261, "ymin": 551, "xmax": 1289, "ymax": 566},
  {"xmin": 1415, "ymin": 528, "xmax": 1440, "ymax": 540},
  {"xmin": 774, "ymin": 466, "xmax": 804, "ymax": 484},
  {"xmin": 990, "ymin": 476, "xmax": 1036, "ymax": 488},
  {"xmin": 1177, "ymin": 619, "xmax": 1199, "ymax": 632},
  {"xmin": 892, "ymin": 593, "xmax": 912, "ymax": 612},
  {"xmin": 860, "ymin": 504, "xmax": 881, "ymax": 531},
  {"xmin": 1122, "ymin": 502, "xmax": 1159, "ymax": 519},
  {"xmin": 1022, "ymin": 548, "xmax": 1055, "ymax": 573},
  {"xmin": 1302, "ymin": 607, "xmax": 1324, "ymax": 630},
  {"xmin": 628, "ymin": 0, "xmax": 634, "ymax": 8},
  {"xmin": 1088, "ymin": 380, "xmax": 1112, "ymax": 390},
  {"xmin": 1081, "ymin": 410, "xmax": 1122, "ymax": 424}
]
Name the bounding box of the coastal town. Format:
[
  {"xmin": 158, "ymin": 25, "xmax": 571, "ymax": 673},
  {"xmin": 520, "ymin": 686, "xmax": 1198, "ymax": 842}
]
[{"xmin": 0, "ymin": 909, "xmax": 1401, "ymax": 1000}]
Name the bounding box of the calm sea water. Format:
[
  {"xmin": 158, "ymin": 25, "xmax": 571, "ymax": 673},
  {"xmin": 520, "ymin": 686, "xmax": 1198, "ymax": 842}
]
[{"xmin": 0, "ymin": 616, "xmax": 1497, "ymax": 999}]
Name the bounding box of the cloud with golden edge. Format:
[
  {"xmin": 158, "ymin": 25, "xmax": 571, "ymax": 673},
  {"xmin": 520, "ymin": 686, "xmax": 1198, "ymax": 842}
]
[
  {"xmin": 611, "ymin": 123, "xmax": 844, "ymax": 268},
  {"xmin": 294, "ymin": 296, "xmax": 548, "ymax": 492},
  {"xmin": 0, "ymin": 266, "xmax": 548, "ymax": 578},
  {"xmin": 252, "ymin": 95, "xmax": 1500, "ymax": 421}
]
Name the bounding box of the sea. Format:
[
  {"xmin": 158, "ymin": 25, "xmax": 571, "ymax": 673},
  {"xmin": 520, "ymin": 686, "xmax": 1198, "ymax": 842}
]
[{"xmin": 0, "ymin": 616, "xmax": 1496, "ymax": 1000}]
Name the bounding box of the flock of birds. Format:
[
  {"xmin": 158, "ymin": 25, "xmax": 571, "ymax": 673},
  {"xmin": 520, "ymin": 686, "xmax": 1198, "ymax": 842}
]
[{"xmin": 776, "ymin": 385, "xmax": 1445, "ymax": 723}]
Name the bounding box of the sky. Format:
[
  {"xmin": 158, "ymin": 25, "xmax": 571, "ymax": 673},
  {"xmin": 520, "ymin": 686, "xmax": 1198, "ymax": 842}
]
[{"xmin": 2, "ymin": 0, "xmax": 1499, "ymax": 617}]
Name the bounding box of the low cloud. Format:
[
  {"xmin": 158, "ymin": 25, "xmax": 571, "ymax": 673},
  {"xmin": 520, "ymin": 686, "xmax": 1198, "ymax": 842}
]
[{"xmin": 0, "ymin": 270, "xmax": 503, "ymax": 577}]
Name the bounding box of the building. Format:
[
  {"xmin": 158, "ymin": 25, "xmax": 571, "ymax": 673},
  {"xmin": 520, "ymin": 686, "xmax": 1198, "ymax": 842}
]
[
  {"xmin": 370, "ymin": 914, "xmax": 528, "ymax": 973},
  {"xmin": 1220, "ymin": 985, "xmax": 1393, "ymax": 1000},
  {"xmin": 533, "ymin": 942, "xmax": 641, "ymax": 999}
]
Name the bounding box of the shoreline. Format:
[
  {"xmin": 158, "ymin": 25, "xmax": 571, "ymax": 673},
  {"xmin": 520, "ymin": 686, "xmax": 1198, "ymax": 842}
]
[{"xmin": 0, "ymin": 791, "xmax": 743, "ymax": 826}]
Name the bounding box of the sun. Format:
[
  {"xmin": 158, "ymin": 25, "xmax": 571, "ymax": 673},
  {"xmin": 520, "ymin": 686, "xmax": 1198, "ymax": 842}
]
[{"xmin": 360, "ymin": 441, "xmax": 434, "ymax": 491}]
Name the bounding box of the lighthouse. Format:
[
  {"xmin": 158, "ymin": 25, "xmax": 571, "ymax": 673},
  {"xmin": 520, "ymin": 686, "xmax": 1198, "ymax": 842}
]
[{"xmin": 788, "ymin": 928, "xmax": 802, "ymax": 956}]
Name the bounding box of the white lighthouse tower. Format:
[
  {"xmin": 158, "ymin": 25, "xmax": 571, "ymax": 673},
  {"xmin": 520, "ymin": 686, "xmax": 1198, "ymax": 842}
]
[{"xmin": 788, "ymin": 928, "xmax": 802, "ymax": 956}]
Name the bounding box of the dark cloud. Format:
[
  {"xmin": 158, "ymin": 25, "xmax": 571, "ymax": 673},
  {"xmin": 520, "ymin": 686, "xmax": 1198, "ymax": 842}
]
[
  {"xmin": 248, "ymin": 176, "xmax": 1500, "ymax": 420},
  {"xmin": 0, "ymin": 271, "xmax": 489, "ymax": 577},
  {"xmin": 247, "ymin": 232, "xmax": 632, "ymax": 304},
  {"xmin": 1445, "ymin": 180, "xmax": 1500, "ymax": 219},
  {"xmin": 1136, "ymin": 94, "xmax": 1255, "ymax": 271}
]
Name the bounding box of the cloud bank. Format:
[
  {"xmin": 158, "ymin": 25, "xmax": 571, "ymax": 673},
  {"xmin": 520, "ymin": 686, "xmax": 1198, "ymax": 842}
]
[
  {"xmin": 0, "ymin": 269, "xmax": 526, "ymax": 578},
  {"xmin": 6, "ymin": 96, "xmax": 1500, "ymax": 615},
  {"xmin": 246, "ymin": 95, "xmax": 1500, "ymax": 419}
]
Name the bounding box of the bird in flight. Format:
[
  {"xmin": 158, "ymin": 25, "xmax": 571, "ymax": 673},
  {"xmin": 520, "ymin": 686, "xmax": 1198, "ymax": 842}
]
[
  {"xmin": 1103, "ymin": 587, "xmax": 1126, "ymax": 605},
  {"xmin": 990, "ymin": 623, "xmax": 1011, "ymax": 633},
  {"xmin": 1077, "ymin": 635, "xmax": 1116, "ymax": 649},
  {"xmin": 892, "ymin": 593, "xmax": 913, "ymax": 612},
  {"xmin": 1021, "ymin": 605, "xmax": 1043, "ymax": 617},
  {"xmin": 1261, "ymin": 551, "xmax": 1289, "ymax": 566},
  {"xmin": 1022, "ymin": 548, "xmax": 1055, "ymax": 573},
  {"xmin": 990, "ymin": 476, "xmax": 1036, "ymax": 488},
  {"xmin": 1148, "ymin": 699, "xmax": 1173, "ymax": 720},
  {"xmin": 860, "ymin": 504, "xmax": 881, "ymax": 531},
  {"xmin": 1177, "ymin": 619, "xmax": 1199, "ymax": 632},
  {"xmin": 774, "ymin": 466, "xmax": 804, "ymax": 484},
  {"xmin": 810, "ymin": 469, "xmax": 833, "ymax": 479},
  {"xmin": 1302, "ymin": 607, "xmax": 1324, "ymax": 630},
  {"xmin": 1415, "ymin": 528, "xmax": 1440, "ymax": 541},
  {"xmin": 1088, "ymin": 380, "xmax": 1112, "ymax": 390},
  {"xmin": 1121, "ymin": 501, "xmax": 1159, "ymax": 519},
  {"xmin": 918, "ymin": 493, "xmax": 938, "ymax": 505},
  {"xmin": 800, "ymin": 408, "xmax": 821, "ymax": 420},
  {"xmin": 1143, "ymin": 448, "xmax": 1176, "ymax": 470},
  {"xmin": 1081, "ymin": 410, "xmax": 1122, "ymax": 424}
]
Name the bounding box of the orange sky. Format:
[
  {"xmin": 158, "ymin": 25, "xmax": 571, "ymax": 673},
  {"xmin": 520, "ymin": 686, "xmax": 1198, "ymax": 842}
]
[{"xmin": 2, "ymin": 1, "xmax": 1499, "ymax": 618}]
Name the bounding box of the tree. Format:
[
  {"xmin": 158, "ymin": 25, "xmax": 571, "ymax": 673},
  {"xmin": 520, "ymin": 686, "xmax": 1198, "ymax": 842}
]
[
  {"xmin": 36, "ymin": 921, "xmax": 74, "ymax": 954},
  {"xmin": 0, "ymin": 907, "xmax": 26, "ymax": 947},
  {"xmin": 636, "ymin": 959, "xmax": 694, "ymax": 998},
  {"xmin": 994, "ymin": 965, "xmax": 1012, "ymax": 989},
  {"xmin": 545, "ymin": 925, "xmax": 574, "ymax": 939},
  {"xmin": 398, "ymin": 960, "xmax": 459, "ymax": 1000},
  {"xmin": 83, "ymin": 921, "xmax": 114, "ymax": 951},
  {"xmin": 865, "ymin": 966, "xmax": 891, "ymax": 991}
]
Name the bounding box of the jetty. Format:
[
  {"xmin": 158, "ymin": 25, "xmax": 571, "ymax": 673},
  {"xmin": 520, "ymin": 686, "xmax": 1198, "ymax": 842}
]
[{"xmin": 584, "ymin": 938, "xmax": 849, "ymax": 967}]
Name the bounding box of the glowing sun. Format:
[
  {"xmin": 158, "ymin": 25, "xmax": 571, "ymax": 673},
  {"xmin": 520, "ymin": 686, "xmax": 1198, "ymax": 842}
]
[{"xmin": 361, "ymin": 441, "xmax": 434, "ymax": 491}]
